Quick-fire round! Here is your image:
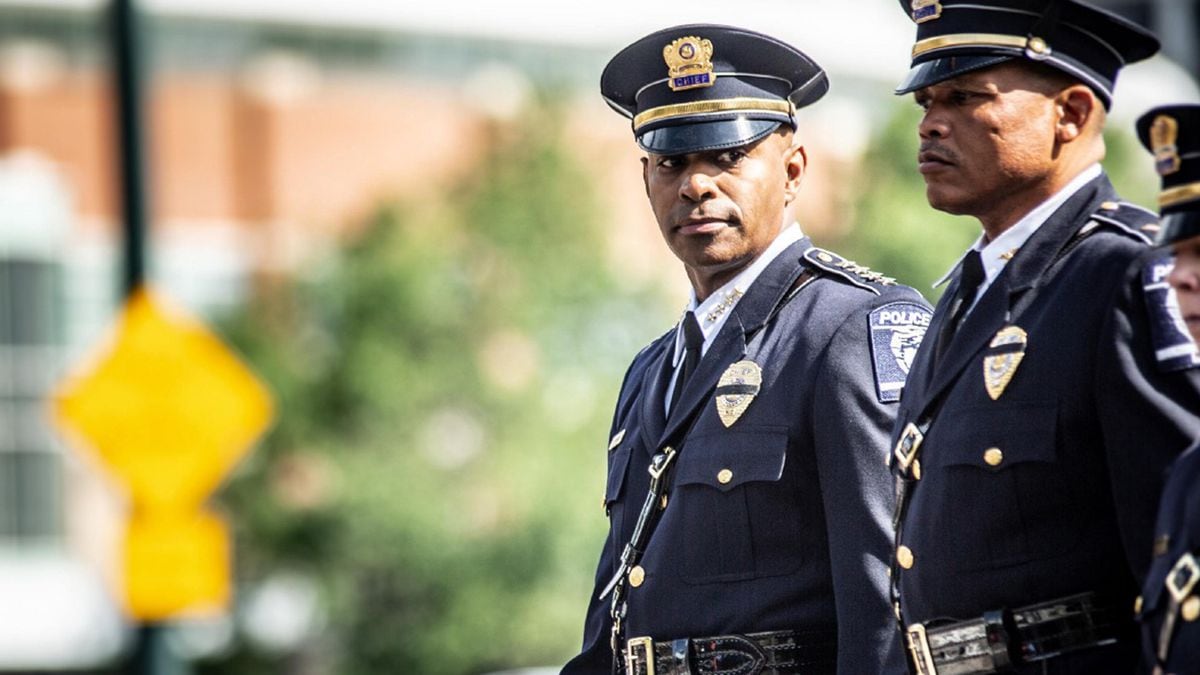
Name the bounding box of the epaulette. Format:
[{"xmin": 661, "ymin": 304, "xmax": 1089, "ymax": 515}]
[
  {"xmin": 1085, "ymin": 200, "xmax": 1158, "ymax": 245},
  {"xmin": 802, "ymin": 247, "xmax": 896, "ymax": 295}
]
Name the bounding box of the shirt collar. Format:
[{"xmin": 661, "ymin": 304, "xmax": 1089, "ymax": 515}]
[
  {"xmin": 673, "ymin": 223, "xmax": 803, "ymax": 365},
  {"xmin": 933, "ymin": 163, "xmax": 1102, "ymax": 288}
]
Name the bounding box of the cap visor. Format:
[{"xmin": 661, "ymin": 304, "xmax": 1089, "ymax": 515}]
[
  {"xmin": 895, "ymin": 55, "xmax": 1014, "ymax": 94},
  {"xmin": 637, "ymin": 118, "xmax": 783, "ymax": 155},
  {"xmin": 1159, "ymin": 211, "xmax": 1200, "ymax": 248}
]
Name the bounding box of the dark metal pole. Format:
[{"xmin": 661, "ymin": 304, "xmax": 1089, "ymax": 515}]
[
  {"xmin": 110, "ymin": 2, "xmax": 186, "ymax": 673},
  {"xmin": 113, "ymin": 0, "xmax": 146, "ymax": 296}
]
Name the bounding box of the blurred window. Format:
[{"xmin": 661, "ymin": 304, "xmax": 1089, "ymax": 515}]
[{"xmin": 0, "ymin": 257, "xmax": 63, "ymax": 546}]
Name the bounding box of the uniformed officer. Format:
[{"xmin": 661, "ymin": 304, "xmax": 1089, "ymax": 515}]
[
  {"xmin": 1135, "ymin": 103, "xmax": 1200, "ymax": 675},
  {"xmin": 562, "ymin": 24, "xmax": 932, "ymax": 675},
  {"xmin": 887, "ymin": 2, "xmax": 1200, "ymax": 673}
]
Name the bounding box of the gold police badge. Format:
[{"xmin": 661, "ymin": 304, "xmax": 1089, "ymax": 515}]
[
  {"xmin": 663, "ymin": 36, "xmax": 715, "ymax": 91},
  {"xmin": 983, "ymin": 326, "xmax": 1027, "ymax": 400},
  {"xmin": 1151, "ymin": 114, "xmax": 1182, "ymax": 176},
  {"xmin": 715, "ymin": 360, "xmax": 762, "ymax": 428}
]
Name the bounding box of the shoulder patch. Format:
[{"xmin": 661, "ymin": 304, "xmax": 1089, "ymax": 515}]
[
  {"xmin": 868, "ymin": 301, "xmax": 933, "ymax": 402},
  {"xmin": 1088, "ymin": 200, "xmax": 1158, "ymax": 245},
  {"xmin": 1142, "ymin": 252, "xmax": 1200, "ymax": 372},
  {"xmin": 803, "ymin": 247, "xmax": 896, "ymax": 295}
]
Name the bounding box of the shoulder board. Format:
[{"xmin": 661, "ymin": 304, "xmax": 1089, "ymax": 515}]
[
  {"xmin": 1085, "ymin": 200, "xmax": 1158, "ymax": 245},
  {"xmin": 802, "ymin": 247, "xmax": 895, "ymax": 295}
]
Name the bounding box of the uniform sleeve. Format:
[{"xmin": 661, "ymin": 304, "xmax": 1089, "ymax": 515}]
[
  {"xmin": 1096, "ymin": 251, "xmax": 1200, "ymax": 582},
  {"xmin": 563, "ymin": 352, "xmax": 651, "ymax": 675},
  {"xmin": 809, "ymin": 290, "xmax": 923, "ymax": 674},
  {"xmin": 561, "ymin": 526, "xmax": 617, "ymax": 674}
]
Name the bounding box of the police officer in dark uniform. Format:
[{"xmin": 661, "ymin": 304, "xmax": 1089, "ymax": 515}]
[
  {"xmin": 886, "ymin": 2, "xmax": 1200, "ymax": 673},
  {"xmin": 1135, "ymin": 103, "xmax": 1200, "ymax": 675},
  {"xmin": 563, "ymin": 24, "xmax": 932, "ymax": 675}
]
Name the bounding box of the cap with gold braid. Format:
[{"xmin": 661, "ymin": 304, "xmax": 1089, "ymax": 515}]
[
  {"xmin": 894, "ymin": 0, "xmax": 1159, "ymax": 110},
  {"xmin": 601, "ymin": 24, "xmax": 828, "ymax": 155},
  {"xmin": 1137, "ymin": 104, "xmax": 1200, "ymax": 247}
]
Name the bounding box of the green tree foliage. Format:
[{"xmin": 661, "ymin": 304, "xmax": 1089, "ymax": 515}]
[{"xmin": 207, "ymin": 105, "xmax": 668, "ymax": 674}]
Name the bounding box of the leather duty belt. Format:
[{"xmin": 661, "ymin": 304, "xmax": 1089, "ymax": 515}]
[
  {"xmin": 905, "ymin": 593, "xmax": 1122, "ymax": 675},
  {"xmin": 623, "ymin": 628, "xmax": 837, "ymax": 675}
]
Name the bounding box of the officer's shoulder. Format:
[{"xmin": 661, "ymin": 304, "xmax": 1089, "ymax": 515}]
[
  {"xmin": 802, "ymin": 246, "xmax": 899, "ymax": 296},
  {"xmin": 1084, "ymin": 200, "xmax": 1159, "ymax": 247}
]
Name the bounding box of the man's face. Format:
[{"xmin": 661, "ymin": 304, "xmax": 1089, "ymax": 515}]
[
  {"xmin": 912, "ymin": 63, "xmax": 1062, "ymax": 221},
  {"xmin": 642, "ymin": 130, "xmax": 803, "ymax": 296},
  {"xmin": 1168, "ymin": 234, "xmax": 1200, "ymax": 343}
]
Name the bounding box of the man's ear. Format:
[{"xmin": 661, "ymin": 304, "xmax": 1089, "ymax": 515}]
[
  {"xmin": 1055, "ymin": 85, "xmax": 1097, "ymax": 143},
  {"xmin": 783, "ymin": 143, "xmax": 807, "ymax": 204},
  {"xmin": 641, "ymin": 155, "xmax": 651, "ymax": 197}
]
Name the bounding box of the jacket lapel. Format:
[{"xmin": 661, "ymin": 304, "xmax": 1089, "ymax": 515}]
[
  {"xmin": 651, "ymin": 239, "xmax": 810, "ymax": 449},
  {"xmin": 914, "ymin": 174, "xmax": 1113, "ymax": 409},
  {"xmin": 638, "ymin": 339, "xmax": 673, "ymax": 454}
]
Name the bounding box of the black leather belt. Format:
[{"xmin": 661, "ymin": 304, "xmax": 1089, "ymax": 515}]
[
  {"xmin": 905, "ymin": 592, "xmax": 1124, "ymax": 674},
  {"xmin": 623, "ymin": 628, "xmax": 836, "ymax": 675}
]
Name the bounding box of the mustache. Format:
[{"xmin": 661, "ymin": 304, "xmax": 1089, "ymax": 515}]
[
  {"xmin": 918, "ymin": 142, "xmax": 959, "ymax": 165},
  {"xmin": 675, "ymin": 206, "xmax": 740, "ymax": 227}
]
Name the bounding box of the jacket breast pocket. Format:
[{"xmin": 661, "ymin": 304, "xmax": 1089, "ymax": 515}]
[
  {"xmin": 668, "ymin": 427, "xmax": 799, "ymax": 584},
  {"xmin": 923, "ymin": 401, "xmax": 1079, "ymax": 571}
]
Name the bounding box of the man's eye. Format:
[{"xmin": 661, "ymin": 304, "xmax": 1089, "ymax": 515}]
[
  {"xmin": 950, "ymin": 91, "xmax": 972, "ymax": 105},
  {"xmin": 914, "ymin": 97, "xmax": 931, "ymax": 112},
  {"xmin": 716, "ymin": 150, "xmax": 746, "ymax": 164},
  {"xmin": 657, "ymin": 157, "xmax": 680, "ymax": 169}
]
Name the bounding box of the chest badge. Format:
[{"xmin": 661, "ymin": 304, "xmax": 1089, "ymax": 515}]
[
  {"xmin": 983, "ymin": 326, "xmax": 1027, "ymax": 400},
  {"xmin": 715, "ymin": 360, "xmax": 762, "ymax": 427}
]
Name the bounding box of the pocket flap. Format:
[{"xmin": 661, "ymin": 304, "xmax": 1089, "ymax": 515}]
[
  {"xmin": 929, "ymin": 401, "xmax": 1056, "ymax": 471},
  {"xmin": 674, "ymin": 428, "xmax": 788, "ymax": 492}
]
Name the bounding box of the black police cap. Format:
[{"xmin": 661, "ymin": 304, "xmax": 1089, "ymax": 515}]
[
  {"xmin": 601, "ymin": 24, "xmax": 827, "ymax": 155},
  {"xmin": 1137, "ymin": 104, "xmax": 1200, "ymax": 247},
  {"xmin": 894, "ymin": 0, "xmax": 1159, "ymax": 110}
]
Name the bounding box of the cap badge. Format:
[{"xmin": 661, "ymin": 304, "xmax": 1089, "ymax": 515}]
[
  {"xmin": 983, "ymin": 325, "xmax": 1027, "ymax": 400},
  {"xmin": 1151, "ymin": 114, "xmax": 1182, "ymax": 176},
  {"xmin": 911, "ymin": 0, "xmax": 942, "ymax": 23},
  {"xmin": 663, "ymin": 36, "xmax": 716, "ymax": 91},
  {"xmin": 715, "ymin": 360, "xmax": 761, "ymax": 428},
  {"xmin": 1025, "ymin": 36, "xmax": 1052, "ymax": 60}
]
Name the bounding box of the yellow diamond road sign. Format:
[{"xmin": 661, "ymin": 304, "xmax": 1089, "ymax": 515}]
[
  {"xmin": 55, "ymin": 288, "xmax": 274, "ymax": 511},
  {"xmin": 53, "ymin": 288, "xmax": 274, "ymax": 620}
]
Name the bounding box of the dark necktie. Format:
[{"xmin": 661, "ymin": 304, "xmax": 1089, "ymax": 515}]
[
  {"xmin": 934, "ymin": 250, "xmax": 985, "ymax": 366},
  {"xmin": 669, "ymin": 311, "xmax": 704, "ymax": 415}
]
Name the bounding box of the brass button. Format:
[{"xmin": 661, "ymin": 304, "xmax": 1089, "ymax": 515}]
[
  {"xmin": 897, "ymin": 545, "xmax": 915, "ymax": 570},
  {"xmin": 1154, "ymin": 534, "xmax": 1171, "ymax": 557},
  {"xmin": 984, "ymin": 448, "xmax": 1003, "ymax": 467},
  {"xmin": 1100, "ymin": 200, "xmax": 1119, "ymax": 211},
  {"xmin": 629, "ymin": 565, "xmax": 645, "ymax": 588},
  {"xmin": 912, "ymin": 459, "xmax": 922, "ymax": 481},
  {"xmin": 717, "ymin": 469, "xmax": 733, "ymax": 484},
  {"xmin": 660, "ymin": 494, "xmax": 669, "ymax": 510},
  {"xmin": 1027, "ymin": 36, "xmax": 1049, "ymax": 54},
  {"xmin": 1184, "ymin": 596, "xmax": 1200, "ymax": 622},
  {"xmin": 1134, "ymin": 595, "xmax": 1143, "ymax": 614},
  {"xmin": 893, "ymin": 601, "xmax": 902, "ymax": 621},
  {"xmin": 817, "ymin": 252, "xmax": 835, "ymax": 263}
]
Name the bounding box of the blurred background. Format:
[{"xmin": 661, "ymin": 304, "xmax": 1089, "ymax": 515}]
[{"xmin": 0, "ymin": 0, "xmax": 1196, "ymax": 673}]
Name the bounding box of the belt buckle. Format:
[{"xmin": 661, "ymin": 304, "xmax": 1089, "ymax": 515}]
[
  {"xmin": 893, "ymin": 423, "xmax": 924, "ymax": 474},
  {"xmin": 625, "ymin": 636, "xmax": 655, "ymax": 675},
  {"xmin": 1167, "ymin": 552, "xmax": 1200, "ymax": 603},
  {"xmin": 906, "ymin": 623, "xmax": 938, "ymax": 675}
]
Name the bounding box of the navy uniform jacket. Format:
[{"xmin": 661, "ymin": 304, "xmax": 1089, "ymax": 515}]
[
  {"xmin": 563, "ymin": 237, "xmax": 932, "ymax": 674},
  {"xmin": 1139, "ymin": 442, "xmax": 1200, "ymax": 674},
  {"xmin": 890, "ymin": 174, "xmax": 1200, "ymax": 669}
]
